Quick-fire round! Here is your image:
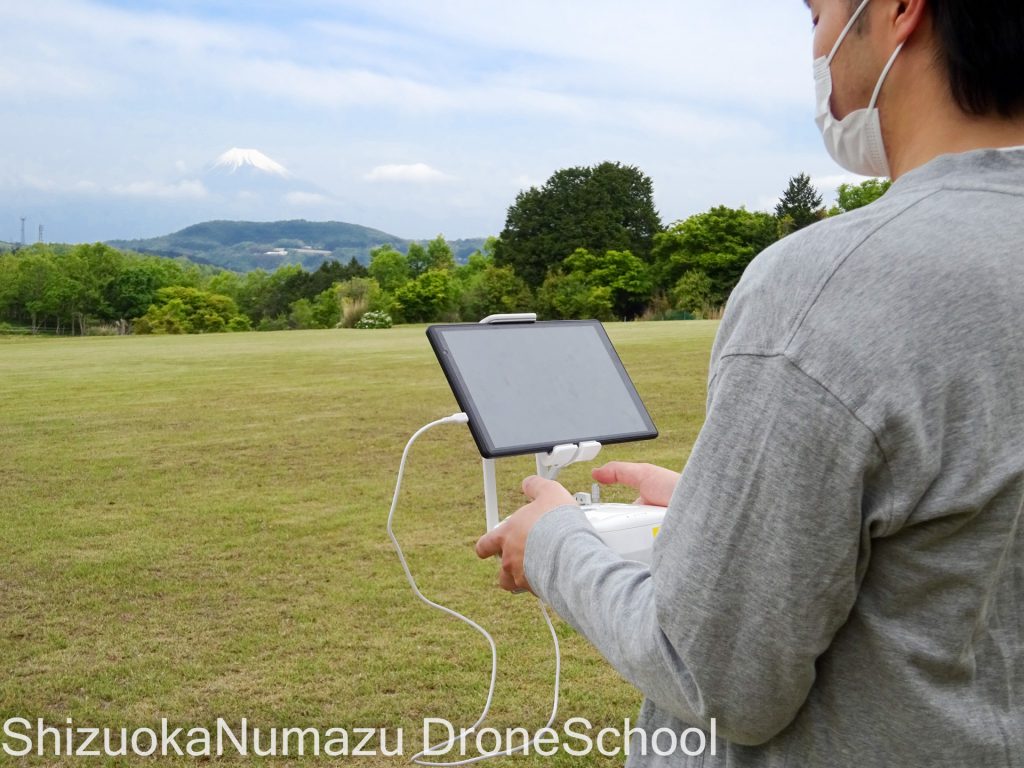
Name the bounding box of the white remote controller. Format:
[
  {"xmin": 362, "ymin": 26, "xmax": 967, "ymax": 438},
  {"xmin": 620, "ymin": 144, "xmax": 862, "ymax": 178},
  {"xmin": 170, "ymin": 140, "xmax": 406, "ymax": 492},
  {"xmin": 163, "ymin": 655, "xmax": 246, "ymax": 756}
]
[{"xmin": 580, "ymin": 503, "xmax": 666, "ymax": 565}]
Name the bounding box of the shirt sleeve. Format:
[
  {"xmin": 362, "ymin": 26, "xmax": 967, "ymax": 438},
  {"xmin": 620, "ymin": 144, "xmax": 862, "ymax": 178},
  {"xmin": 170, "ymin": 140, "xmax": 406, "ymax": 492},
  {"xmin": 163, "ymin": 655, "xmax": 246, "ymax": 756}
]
[{"xmin": 523, "ymin": 352, "xmax": 882, "ymax": 746}]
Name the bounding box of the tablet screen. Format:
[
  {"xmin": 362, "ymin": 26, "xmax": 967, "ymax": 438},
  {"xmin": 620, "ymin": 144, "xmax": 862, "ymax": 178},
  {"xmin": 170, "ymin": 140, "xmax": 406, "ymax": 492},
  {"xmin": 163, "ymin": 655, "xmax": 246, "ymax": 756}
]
[{"xmin": 427, "ymin": 321, "xmax": 657, "ymax": 458}]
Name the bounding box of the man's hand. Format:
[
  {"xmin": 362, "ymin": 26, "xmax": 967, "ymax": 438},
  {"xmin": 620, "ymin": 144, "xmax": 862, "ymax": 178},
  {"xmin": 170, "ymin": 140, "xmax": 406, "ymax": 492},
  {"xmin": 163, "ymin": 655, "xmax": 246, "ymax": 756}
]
[
  {"xmin": 475, "ymin": 475, "xmax": 577, "ymax": 595},
  {"xmin": 591, "ymin": 461, "xmax": 680, "ymax": 507}
]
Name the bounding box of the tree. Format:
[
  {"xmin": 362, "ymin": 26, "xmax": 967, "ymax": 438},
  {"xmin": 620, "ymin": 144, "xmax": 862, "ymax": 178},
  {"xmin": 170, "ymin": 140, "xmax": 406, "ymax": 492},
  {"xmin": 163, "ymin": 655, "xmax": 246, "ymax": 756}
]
[
  {"xmin": 254, "ymin": 263, "xmax": 307, "ymax": 321},
  {"xmin": 0, "ymin": 253, "xmax": 17, "ymax": 319},
  {"xmin": 830, "ymin": 178, "xmax": 893, "ymax": 215},
  {"xmin": 393, "ymin": 270, "xmax": 457, "ymax": 323},
  {"xmin": 426, "ymin": 235, "xmax": 456, "ymax": 272},
  {"xmin": 651, "ymin": 206, "xmax": 779, "ymax": 309},
  {"xmin": 536, "ymin": 272, "xmax": 614, "ymax": 321},
  {"xmin": 15, "ymin": 251, "xmax": 59, "ymax": 332},
  {"xmin": 560, "ymin": 248, "xmax": 652, "ymax": 319},
  {"xmin": 459, "ymin": 264, "xmax": 533, "ymax": 321},
  {"xmin": 405, "ymin": 243, "xmax": 430, "ymax": 278},
  {"xmin": 288, "ymin": 298, "xmax": 317, "ymax": 330},
  {"xmin": 368, "ymin": 245, "xmax": 410, "ymax": 293},
  {"xmin": 671, "ymin": 270, "xmax": 715, "ymax": 316},
  {"xmin": 775, "ymin": 173, "xmax": 825, "ymax": 232},
  {"xmin": 133, "ymin": 287, "xmax": 250, "ymax": 334},
  {"xmin": 494, "ymin": 161, "xmax": 662, "ymax": 287},
  {"xmin": 311, "ymin": 287, "xmax": 341, "ymax": 328}
]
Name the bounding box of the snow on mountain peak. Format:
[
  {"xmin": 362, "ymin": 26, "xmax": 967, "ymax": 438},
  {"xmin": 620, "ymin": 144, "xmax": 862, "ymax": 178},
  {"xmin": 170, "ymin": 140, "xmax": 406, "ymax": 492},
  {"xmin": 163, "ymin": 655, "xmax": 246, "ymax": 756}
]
[{"xmin": 212, "ymin": 148, "xmax": 290, "ymax": 177}]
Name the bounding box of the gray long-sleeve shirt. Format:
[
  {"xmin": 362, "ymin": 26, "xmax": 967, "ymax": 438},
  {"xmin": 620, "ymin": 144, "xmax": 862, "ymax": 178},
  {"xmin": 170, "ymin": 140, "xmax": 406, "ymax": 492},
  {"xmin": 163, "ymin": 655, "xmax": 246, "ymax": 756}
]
[{"xmin": 524, "ymin": 148, "xmax": 1024, "ymax": 766}]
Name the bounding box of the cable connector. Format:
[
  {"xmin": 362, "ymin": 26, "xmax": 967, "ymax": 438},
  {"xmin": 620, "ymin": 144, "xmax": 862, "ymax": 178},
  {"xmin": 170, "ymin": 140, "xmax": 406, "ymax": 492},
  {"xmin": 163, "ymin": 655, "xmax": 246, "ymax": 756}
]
[{"xmin": 441, "ymin": 412, "xmax": 469, "ymax": 425}]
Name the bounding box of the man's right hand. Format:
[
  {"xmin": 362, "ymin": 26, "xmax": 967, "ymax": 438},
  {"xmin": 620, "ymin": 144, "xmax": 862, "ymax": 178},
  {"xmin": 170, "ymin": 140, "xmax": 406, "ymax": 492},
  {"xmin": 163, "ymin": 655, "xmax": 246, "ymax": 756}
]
[{"xmin": 591, "ymin": 461, "xmax": 680, "ymax": 507}]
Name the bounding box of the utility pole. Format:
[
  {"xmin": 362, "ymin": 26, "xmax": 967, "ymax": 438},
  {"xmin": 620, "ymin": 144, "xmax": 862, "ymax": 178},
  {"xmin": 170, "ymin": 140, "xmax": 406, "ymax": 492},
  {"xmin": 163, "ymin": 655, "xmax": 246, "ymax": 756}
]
[
  {"xmin": 20, "ymin": 216, "xmax": 26, "ymax": 245},
  {"xmin": 38, "ymin": 224, "xmax": 44, "ymax": 244}
]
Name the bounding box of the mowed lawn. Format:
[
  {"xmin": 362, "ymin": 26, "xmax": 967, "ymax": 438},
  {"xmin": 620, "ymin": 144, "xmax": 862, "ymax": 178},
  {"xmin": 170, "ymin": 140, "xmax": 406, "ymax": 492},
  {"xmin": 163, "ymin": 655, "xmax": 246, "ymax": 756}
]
[{"xmin": 0, "ymin": 321, "xmax": 717, "ymax": 767}]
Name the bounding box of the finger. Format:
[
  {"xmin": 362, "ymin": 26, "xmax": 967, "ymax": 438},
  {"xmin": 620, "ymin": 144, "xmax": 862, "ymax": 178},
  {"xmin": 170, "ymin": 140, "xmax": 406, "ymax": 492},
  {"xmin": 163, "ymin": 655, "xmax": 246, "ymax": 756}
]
[
  {"xmin": 475, "ymin": 530, "xmax": 502, "ymax": 560},
  {"xmin": 521, "ymin": 474, "xmax": 557, "ymax": 500},
  {"xmin": 592, "ymin": 461, "xmax": 649, "ymax": 490}
]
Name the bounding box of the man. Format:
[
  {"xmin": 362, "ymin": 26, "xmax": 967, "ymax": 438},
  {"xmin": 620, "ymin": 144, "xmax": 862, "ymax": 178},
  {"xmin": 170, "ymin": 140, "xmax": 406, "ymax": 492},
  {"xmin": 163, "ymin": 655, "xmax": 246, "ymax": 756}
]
[{"xmin": 476, "ymin": 0, "xmax": 1024, "ymax": 765}]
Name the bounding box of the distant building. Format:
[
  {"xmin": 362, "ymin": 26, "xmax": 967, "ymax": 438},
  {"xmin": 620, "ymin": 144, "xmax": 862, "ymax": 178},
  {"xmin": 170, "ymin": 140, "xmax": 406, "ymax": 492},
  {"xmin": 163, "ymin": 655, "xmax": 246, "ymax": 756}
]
[{"xmin": 261, "ymin": 247, "xmax": 331, "ymax": 258}]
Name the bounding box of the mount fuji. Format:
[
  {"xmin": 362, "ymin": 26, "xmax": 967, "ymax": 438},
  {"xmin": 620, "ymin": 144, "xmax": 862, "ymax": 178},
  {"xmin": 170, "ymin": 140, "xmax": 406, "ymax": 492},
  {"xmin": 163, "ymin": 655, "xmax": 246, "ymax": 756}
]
[
  {"xmin": 201, "ymin": 147, "xmax": 329, "ymax": 200},
  {"xmin": 210, "ymin": 148, "xmax": 291, "ymax": 177}
]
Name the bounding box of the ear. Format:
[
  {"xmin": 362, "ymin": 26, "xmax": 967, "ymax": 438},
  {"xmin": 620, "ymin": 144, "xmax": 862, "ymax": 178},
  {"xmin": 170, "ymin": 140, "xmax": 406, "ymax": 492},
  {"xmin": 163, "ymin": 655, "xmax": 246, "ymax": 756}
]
[{"xmin": 891, "ymin": 0, "xmax": 928, "ymax": 45}]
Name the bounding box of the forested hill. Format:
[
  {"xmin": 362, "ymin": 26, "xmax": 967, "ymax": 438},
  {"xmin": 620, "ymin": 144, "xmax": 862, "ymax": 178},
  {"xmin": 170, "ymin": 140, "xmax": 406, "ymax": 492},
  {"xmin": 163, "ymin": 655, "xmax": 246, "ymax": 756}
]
[{"xmin": 108, "ymin": 220, "xmax": 487, "ymax": 272}]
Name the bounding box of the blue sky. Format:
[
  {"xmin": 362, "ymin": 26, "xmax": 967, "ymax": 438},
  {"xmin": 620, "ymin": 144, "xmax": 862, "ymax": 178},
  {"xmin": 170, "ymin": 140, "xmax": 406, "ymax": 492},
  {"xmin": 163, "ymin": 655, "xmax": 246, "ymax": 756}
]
[{"xmin": 0, "ymin": 0, "xmax": 864, "ymax": 244}]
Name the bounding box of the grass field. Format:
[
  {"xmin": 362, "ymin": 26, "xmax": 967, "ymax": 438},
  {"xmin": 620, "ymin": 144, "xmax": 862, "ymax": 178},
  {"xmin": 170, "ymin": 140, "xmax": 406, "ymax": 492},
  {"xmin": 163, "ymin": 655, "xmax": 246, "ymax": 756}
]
[{"xmin": 0, "ymin": 321, "xmax": 718, "ymax": 767}]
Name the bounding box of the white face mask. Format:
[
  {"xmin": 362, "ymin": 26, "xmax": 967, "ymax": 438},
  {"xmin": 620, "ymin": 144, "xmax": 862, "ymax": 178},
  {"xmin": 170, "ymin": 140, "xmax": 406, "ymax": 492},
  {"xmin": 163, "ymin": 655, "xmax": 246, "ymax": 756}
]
[{"xmin": 814, "ymin": 0, "xmax": 903, "ymax": 177}]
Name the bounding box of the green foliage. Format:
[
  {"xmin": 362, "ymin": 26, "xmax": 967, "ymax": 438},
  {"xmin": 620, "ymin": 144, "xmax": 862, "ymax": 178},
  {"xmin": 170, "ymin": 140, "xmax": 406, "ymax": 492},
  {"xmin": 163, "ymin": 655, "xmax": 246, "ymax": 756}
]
[
  {"xmin": 404, "ymin": 236, "xmax": 455, "ymax": 279},
  {"xmin": 830, "ymin": 178, "xmax": 893, "ymax": 215},
  {"xmin": 393, "ymin": 269, "xmax": 457, "ymax": 323},
  {"xmin": 288, "ymin": 298, "xmax": 317, "ymax": 330},
  {"xmin": 354, "ymin": 310, "xmax": 393, "ymax": 329},
  {"xmin": 561, "ymin": 248, "xmax": 652, "ymax": 319},
  {"xmin": 537, "ymin": 271, "xmax": 615, "ymax": 321},
  {"xmin": 405, "ymin": 242, "xmax": 430, "ymax": 278},
  {"xmin": 426, "ymin": 234, "xmax": 456, "ymax": 272},
  {"xmin": 133, "ymin": 286, "xmax": 250, "ymax": 334},
  {"xmin": 336, "ymin": 277, "xmax": 383, "ymax": 328},
  {"xmin": 458, "ymin": 263, "xmax": 533, "ymax": 321},
  {"xmin": 671, "ymin": 270, "xmax": 715, "ymax": 316},
  {"xmin": 368, "ymin": 245, "xmax": 410, "ymax": 293},
  {"xmin": 775, "ymin": 173, "xmax": 825, "ymax": 232},
  {"xmin": 0, "ymin": 253, "xmax": 17, "ymax": 316},
  {"xmin": 311, "ymin": 287, "xmax": 342, "ymax": 329},
  {"xmin": 495, "ymin": 162, "xmax": 662, "ymax": 287},
  {"xmin": 652, "ymin": 206, "xmax": 779, "ymax": 309},
  {"xmin": 14, "ymin": 250, "xmax": 59, "ymax": 331}
]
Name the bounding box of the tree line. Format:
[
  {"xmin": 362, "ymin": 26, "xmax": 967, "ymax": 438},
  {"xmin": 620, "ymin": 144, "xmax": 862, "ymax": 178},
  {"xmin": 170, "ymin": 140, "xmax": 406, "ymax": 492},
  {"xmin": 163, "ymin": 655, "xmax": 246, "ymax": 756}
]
[{"xmin": 0, "ymin": 167, "xmax": 889, "ymax": 335}]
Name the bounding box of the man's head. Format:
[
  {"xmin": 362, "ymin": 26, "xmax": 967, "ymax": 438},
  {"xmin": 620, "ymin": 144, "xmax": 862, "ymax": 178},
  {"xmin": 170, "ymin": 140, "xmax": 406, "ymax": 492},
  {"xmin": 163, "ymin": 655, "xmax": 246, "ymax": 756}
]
[
  {"xmin": 806, "ymin": 0, "xmax": 1024, "ymax": 177},
  {"xmin": 809, "ymin": 0, "xmax": 1024, "ymax": 118},
  {"xmin": 929, "ymin": 1, "xmax": 1024, "ymax": 118}
]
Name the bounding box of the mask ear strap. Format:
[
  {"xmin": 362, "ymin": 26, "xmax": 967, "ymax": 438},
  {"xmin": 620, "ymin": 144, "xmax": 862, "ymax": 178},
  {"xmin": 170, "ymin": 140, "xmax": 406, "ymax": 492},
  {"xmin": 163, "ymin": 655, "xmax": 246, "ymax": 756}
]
[
  {"xmin": 828, "ymin": 0, "xmax": 872, "ymax": 64},
  {"xmin": 868, "ymin": 42, "xmax": 904, "ymax": 109}
]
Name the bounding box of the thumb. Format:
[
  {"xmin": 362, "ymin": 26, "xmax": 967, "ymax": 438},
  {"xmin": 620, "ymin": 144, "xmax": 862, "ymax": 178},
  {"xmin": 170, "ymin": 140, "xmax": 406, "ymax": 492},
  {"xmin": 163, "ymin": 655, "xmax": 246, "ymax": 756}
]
[
  {"xmin": 475, "ymin": 528, "xmax": 502, "ymax": 560},
  {"xmin": 522, "ymin": 474, "xmax": 560, "ymax": 501}
]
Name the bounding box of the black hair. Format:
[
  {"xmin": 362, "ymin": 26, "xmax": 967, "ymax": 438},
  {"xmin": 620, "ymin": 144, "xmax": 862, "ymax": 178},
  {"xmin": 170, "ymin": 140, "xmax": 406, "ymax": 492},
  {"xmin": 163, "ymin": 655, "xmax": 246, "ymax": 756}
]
[{"xmin": 930, "ymin": 0, "xmax": 1024, "ymax": 117}]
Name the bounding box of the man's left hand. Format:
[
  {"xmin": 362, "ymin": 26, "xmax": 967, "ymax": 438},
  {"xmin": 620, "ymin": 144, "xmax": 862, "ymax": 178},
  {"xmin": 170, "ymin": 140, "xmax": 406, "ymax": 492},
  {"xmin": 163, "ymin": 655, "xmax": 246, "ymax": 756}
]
[{"xmin": 475, "ymin": 475, "xmax": 577, "ymax": 595}]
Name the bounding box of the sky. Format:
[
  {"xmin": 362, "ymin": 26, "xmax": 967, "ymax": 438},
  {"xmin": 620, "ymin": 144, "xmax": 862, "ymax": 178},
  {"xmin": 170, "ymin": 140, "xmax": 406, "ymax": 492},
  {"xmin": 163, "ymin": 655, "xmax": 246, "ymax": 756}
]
[{"xmin": 0, "ymin": 0, "xmax": 866, "ymax": 244}]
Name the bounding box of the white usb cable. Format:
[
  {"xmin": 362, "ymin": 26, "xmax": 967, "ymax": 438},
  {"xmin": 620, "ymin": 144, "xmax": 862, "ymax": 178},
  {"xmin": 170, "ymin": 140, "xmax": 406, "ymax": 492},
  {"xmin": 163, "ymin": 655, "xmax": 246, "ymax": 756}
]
[{"xmin": 386, "ymin": 413, "xmax": 561, "ymax": 766}]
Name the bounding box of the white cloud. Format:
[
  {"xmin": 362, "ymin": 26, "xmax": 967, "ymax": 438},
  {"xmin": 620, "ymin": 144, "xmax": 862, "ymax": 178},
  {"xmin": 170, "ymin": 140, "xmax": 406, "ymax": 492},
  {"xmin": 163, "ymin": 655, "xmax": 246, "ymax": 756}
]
[
  {"xmin": 284, "ymin": 191, "xmax": 331, "ymax": 206},
  {"xmin": 110, "ymin": 180, "xmax": 208, "ymax": 199},
  {"xmin": 364, "ymin": 164, "xmax": 452, "ymax": 183}
]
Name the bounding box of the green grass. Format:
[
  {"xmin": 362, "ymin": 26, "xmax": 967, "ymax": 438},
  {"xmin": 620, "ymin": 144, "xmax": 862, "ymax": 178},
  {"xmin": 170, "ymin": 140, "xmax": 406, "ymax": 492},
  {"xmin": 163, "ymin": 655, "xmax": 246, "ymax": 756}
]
[{"xmin": 0, "ymin": 322, "xmax": 717, "ymax": 766}]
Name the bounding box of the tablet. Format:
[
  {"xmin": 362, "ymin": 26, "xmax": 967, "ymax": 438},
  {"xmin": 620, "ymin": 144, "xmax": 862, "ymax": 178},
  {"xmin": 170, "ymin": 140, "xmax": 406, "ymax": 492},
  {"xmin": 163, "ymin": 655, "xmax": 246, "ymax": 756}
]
[{"xmin": 427, "ymin": 320, "xmax": 658, "ymax": 458}]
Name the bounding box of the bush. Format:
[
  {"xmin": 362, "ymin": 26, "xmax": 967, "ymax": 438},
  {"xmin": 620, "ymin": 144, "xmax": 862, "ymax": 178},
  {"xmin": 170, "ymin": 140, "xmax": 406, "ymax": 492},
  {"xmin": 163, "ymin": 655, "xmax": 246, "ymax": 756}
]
[
  {"xmin": 671, "ymin": 270, "xmax": 714, "ymax": 317},
  {"xmin": 354, "ymin": 311, "xmax": 393, "ymax": 329}
]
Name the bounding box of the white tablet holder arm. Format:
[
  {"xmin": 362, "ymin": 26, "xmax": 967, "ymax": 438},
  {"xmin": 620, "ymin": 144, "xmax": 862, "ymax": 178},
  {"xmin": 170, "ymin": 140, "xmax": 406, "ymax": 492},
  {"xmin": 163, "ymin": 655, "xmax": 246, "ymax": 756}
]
[{"xmin": 477, "ymin": 314, "xmax": 665, "ymax": 565}]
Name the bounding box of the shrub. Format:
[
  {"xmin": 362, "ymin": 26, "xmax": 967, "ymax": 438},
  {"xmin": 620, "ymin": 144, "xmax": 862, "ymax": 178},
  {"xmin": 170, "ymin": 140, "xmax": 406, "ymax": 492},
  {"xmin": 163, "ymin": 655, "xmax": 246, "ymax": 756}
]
[{"xmin": 354, "ymin": 311, "xmax": 393, "ymax": 329}]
